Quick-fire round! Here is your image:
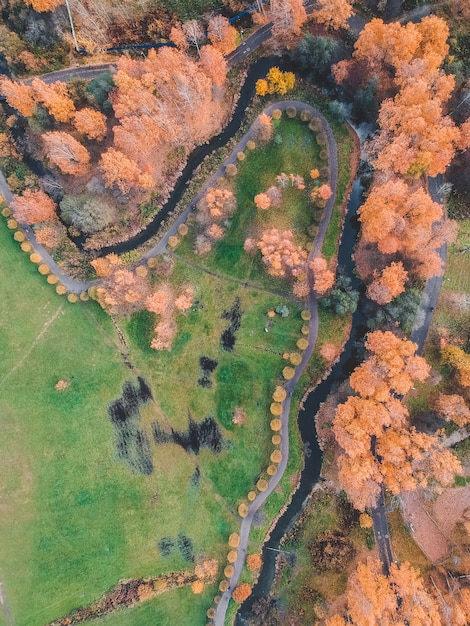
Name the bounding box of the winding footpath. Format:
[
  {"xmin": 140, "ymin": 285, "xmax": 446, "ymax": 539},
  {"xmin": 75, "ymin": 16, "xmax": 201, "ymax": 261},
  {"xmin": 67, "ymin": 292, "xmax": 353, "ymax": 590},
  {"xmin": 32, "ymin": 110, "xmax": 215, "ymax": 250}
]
[{"xmin": 214, "ymin": 101, "xmax": 338, "ymax": 626}]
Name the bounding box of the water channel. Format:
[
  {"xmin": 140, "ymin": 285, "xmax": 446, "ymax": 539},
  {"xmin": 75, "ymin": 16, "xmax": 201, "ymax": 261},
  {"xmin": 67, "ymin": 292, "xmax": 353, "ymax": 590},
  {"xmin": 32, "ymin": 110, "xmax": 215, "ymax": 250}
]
[{"xmin": 236, "ymin": 178, "xmax": 371, "ymax": 623}]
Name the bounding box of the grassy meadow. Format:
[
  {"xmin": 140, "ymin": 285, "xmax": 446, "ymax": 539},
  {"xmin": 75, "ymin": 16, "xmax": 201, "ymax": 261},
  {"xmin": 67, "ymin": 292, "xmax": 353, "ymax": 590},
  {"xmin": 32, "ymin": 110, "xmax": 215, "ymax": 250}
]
[{"xmin": 0, "ymin": 106, "xmax": 354, "ymax": 625}]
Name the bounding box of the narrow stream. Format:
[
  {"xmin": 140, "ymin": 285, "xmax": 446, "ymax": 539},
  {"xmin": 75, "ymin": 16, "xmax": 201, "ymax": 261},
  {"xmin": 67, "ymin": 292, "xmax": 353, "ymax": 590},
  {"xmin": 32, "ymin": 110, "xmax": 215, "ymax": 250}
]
[{"xmin": 236, "ymin": 179, "xmax": 371, "ymax": 623}]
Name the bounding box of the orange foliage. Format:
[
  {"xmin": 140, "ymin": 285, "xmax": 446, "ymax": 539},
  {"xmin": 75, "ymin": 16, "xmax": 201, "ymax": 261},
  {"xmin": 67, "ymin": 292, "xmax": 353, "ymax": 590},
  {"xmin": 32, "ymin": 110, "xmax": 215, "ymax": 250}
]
[
  {"xmin": 0, "ymin": 78, "xmax": 35, "ymax": 117},
  {"xmin": 199, "ymin": 45, "xmax": 228, "ymax": 87},
  {"xmin": 207, "ymin": 15, "xmax": 237, "ymax": 55},
  {"xmin": 246, "ymin": 553, "xmax": 262, "ymax": 571},
  {"xmin": 100, "ymin": 148, "xmax": 144, "ymax": 193},
  {"xmin": 174, "ymin": 286, "xmax": 194, "ymax": 311},
  {"xmin": 24, "ymin": 0, "xmax": 62, "ymax": 10},
  {"xmin": 257, "ymin": 229, "xmax": 308, "ymax": 279},
  {"xmin": 310, "ymin": 256, "xmax": 335, "ymax": 294},
  {"xmin": 73, "ymin": 108, "xmax": 107, "ymax": 141},
  {"xmin": 328, "ymin": 559, "xmax": 442, "ymax": 626},
  {"xmin": 35, "ymin": 224, "xmax": 64, "ymax": 248},
  {"xmin": 43, "ymin": 131, "xmax": 90, "ymax": 176},
  {"xmin": 441, "ymin": 345, "xmax": 470, "ymax": 388},
  {"xmin": 96, "ymin": 268, "xmax": 149, "ymax": 315},
  {"xmin": 90, "ymin": 253, "xmax": 121, "ymax": 278},
  {"xmin": 257, "ymin": 113, "xmax": 273, "ymax": 142},
  {"xmin": 313, "ymin": 0, "xmax": 353, "ymax": 31},
  {"xmin": 270, "ymin": 0, "xmax": 307, "ymax": 42},
  {"xmin": 12, "ymin": 189, "xmax": 57, "ymax": 225},
  {"xmin": 232, "ymin": 583, "xmax": 252, "ymax": 603},
  {"xmin": 333, "ymin": 331, "xmax": 438, "ymax": 509},
  {"xmin": 254, "ymin": 192, "xmax": 271, "ymax": 210},
  {"xmin": 358, "ymin": 180, "xmax": 448, "ymax": 279},
  {"xmin": 435, "ymin": 393, "xmax": 470, "ymax": 428},
  {"xmin": 366, "ymin": 261, "xmax": 408, "ymax": 304},
  {"xmin": 31, "ymin": 79, "xmax": 75, "ymax": 123}
]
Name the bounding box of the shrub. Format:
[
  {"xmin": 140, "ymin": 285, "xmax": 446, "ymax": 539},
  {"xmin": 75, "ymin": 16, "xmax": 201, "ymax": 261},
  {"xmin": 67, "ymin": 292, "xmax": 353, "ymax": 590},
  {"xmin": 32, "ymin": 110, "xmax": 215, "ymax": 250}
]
[
  {"xmin": 178, "ymin": 223, "xmax": 188, "ymax": 236},
  {"xmin": 56, "ymin": 284, "xmax": 67, "ymax": 295},
  {"xmin": 38, "ymin": 263, "xmax": 50, "ymax": 275},
  {"xmin": 286, "ymin": 105, "xmax": 297, "ymax": 118},
  {"xmin": 289, "ymin": 352, "xmax": 302, "ymax": 365},
  {"xmin": 271, "ymin": 109, "xmax": 282, "ymax": 119},
  {"xmin": 301, "ymin": 324, "xmax": 309, "ymax": 335},
  {"xmin": 272, "ymin": 386, "xmax": 286, "ymax": 402},
  {"xmin": 30, "ymin": 253, "xmax": 41, "ymax": 263},
  {"xmin": 227, "ymin": 550, "xmax": 238, "ymax": 563},
  {"xmin": 224, "ymin": 565, "xmax": 235, "ymax": 577},
  {"xmin": 270, "ymin": 450, "xmax": 282, "ymax": 463},
  {"xmin": 297, "ymin": 338, "xmax": 309, "ymax": 350},
  {"xmin": 270, "ymin": 402, "xmax": 283, "ymax": 416},
  {"xmin": 309, "ymin": 118, "xmax": 322, "ymax": 132},
  {"xmin": 79, "ymin": 291, "xmax": 89, "ymax": 301},
  {"xmin": 270, "ymin": 418, "xmax": 282, "ymax": 431},
  {"xmin": 67, "ymin": 293, "xmax": 78, "ymax": 303},
  {"xmin": 232, "ymin": 583, "xmax": 252, "ymax": 603},
  {"xmin": 246, "ymin": 140, "xmax": 256, "ymax": 150},
  {"xmin": 168, "ymin": 235, "xmax": 179, "ymax": 247},
  {"xmin": 135, "ymin": 264, "xmax": 148, "ymax": 277},
  {"xmin": 257, "ymin": 479, "xmax": 268, "ymax": 492},
  {"xmin": 320, "ymin": 149, "xmax": 328, "ymax": 160},
  {"xmin": 219, "ymin": 581, "xmax": 229, "ymax": 592},
  {"xmin": 246, "ymin": 554, "xmax": 262, "ymax": 571},
  {"xmin": 2, "ymin": 207, "xmax": 12, "ymax": 217},
  {"xmin": 225, "ymin": 163, "xmax": 237, "ymax": 177},
  {"xmin": 238, "ymin": 503, "xmax": 248, "ymax": 517},
  {"xmin": 47, "ymin": 274, "xmax": 59, "ymax": 284},
  {"xmin": 7, "ymin": 219, "xmax": 18, "ymax": 229},
  {"xmin": 191, "ymin": 580, "xmax": 204, "ymax": 594},
  {"xmin": 247, "ymin": 491, "xmax": 256, "ymax": 501},
  {"xmin": 237, "ymin": 151, "xmax": 246, "ymax": 161},
  {"xmin": 228, "ymin": 533, "xmax": 240, "ymax": 548},
  {"xmin": 300, "ymin": 109, "xmax": 313, "ymax": 122},
  {"xmin": 282, "ymin": 366, "xmax": 295, "ymax": 379},
  {"xmin": 301, "ymin": 309, "xmax": 311, "ymax": 321},
  {"xmin": 21, "ymin": 242, "xmax": 32, "ymax": 252},
  {"xmin": 267, "ymin": 464, "xmax": 277, "ymax": 475},
  {"xmin": 13, "ymin": 231, "xmax": 25, "ymax": 242},
  {"xmin": 272, "ymin": 434, "xmax": 281, "ymax": 445}
]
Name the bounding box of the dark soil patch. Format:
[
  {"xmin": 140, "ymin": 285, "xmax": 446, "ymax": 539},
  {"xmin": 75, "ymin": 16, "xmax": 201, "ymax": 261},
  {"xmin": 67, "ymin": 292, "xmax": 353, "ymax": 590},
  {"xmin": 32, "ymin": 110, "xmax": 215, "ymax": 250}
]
[
  {"xmin": 152, "ymin": 416, "xmax": 223, "ymax": 455},
  {"xmin": 308, "ymin": 530, "xmax": 356, "ymax": 573},
  {"xmin": 220, "ymin": 297, "xmax": 243, "ymax": 351},
  {"xmin": 108, "ymin": 377, "xmax": 154, "ymax": 475},
  {"xmin": 197, "ymin": 356, "xmax": 218, "ymax": 388}
]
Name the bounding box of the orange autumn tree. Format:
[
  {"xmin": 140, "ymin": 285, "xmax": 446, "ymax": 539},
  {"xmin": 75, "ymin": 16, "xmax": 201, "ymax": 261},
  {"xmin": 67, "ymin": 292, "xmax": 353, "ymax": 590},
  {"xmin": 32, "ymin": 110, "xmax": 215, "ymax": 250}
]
[
  {"xmin": 107, "ymin": 47, "xmax": 225, "ymax": 190},
  {"xmin": 0, "ymin": 78, "xmax": 35, "ymax": 117},
  {"xmin": 366, "ymin": 261, "xmax": 408, "ymax": 304},
  {"xmin": 24, "ymin": 0, "xmax": 62, "ymax": 10},
  {"xmin": 207, "ymin": 15, "xmax": 237, "ymax": 55},
  {"xmin": 326, "ymin": 558, "xmax": 442, "ymax": 626},
  {"xmin": 31, "ymin": 78, "xmax": 75, "ymax": 123},
  {"xmin": 95, "ymin": 267, "xmax": 149, "ymax": 316},
  {"xmin": 312, "ymin": 0, "xmax": 353, "ymax": 31},
  {"xmin": 333, "ymin": 331, "xmax": 461, "ymax": 510},
  {"xmin": 12, "ymin": 189, "xmax": 57, "ymax": 224},
  {"xmin": 441, "ymin": 346, "xmax": 470, "ymax": 388},
  {"xmin": 270, "ymin": 0, "xmax": 307, "ymax": 43},
  {"xmin": 311, "ymin": 256, "xmax": 335, "ymax": 295},
  {"xmin": 256, "ymin": 229, "xmax": 308, "ymax": 279},
  {"xmin": 145, "ymin": 282, "xmax": 194, "ymax": 351},
  {"xmin": 100, "ymin": 148, "xmax": 151, "ymax": 194},
  {"xmin": 435, "ymin": 394, "xmax": 470, "ymax": 428},
  {"xmin": 358, "ymin": 179, "xmax": 453, "ymax": 279},
  {"xmin": 199, "ymin": 45, "xmax": 228, "ymax": 87},
  {"xmin": 73, "ymin": 108, "xmax": 107, "ymax": 141},
  {"xmin": 232, "ymin": 583, "xmax": 252, "ymax": 603},
  {"xmin": 43, "ymin": 131, "xmax": 90, "ymax": 176}
]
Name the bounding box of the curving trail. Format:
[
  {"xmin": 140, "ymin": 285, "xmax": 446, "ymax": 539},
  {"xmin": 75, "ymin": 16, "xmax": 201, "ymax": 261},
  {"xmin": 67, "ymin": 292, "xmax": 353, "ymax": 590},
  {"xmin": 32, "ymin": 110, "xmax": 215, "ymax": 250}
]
[{"xmin": 214, "ymin": 101, "xmax": 338, "ymax": 626}]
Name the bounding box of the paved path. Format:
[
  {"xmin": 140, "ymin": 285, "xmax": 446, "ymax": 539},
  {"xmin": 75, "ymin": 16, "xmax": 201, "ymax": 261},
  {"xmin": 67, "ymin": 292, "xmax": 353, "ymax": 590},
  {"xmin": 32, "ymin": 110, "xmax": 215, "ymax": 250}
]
[{"xmin": 214, "ymin": 101, "xmax": 338, "ymax": 626}]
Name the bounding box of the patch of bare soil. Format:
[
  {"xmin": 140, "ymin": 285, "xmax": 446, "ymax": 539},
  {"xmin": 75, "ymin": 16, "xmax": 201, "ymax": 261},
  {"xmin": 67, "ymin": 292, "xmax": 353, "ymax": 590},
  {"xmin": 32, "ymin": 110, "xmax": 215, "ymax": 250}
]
[
  {"xmin": 401, "ymin": 489, "xmax": 450, "ymax": 563},
  {"xmin": 432, "ymin": 486, "xmax": 470, "ymax": 539}
]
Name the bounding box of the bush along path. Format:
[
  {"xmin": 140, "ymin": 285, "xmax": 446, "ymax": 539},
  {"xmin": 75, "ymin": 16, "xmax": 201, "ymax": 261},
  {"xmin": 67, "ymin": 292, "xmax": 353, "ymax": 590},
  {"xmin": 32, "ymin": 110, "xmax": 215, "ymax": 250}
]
[{"xmin": 212, "ymin": 101, "xmax": 338, "ymax": 626}]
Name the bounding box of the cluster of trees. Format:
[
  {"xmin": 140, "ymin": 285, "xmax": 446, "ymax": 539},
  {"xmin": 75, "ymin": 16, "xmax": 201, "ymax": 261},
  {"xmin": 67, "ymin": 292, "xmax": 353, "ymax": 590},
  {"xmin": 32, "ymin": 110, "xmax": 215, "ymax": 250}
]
[
  {"xmin": 333, "ymin": 331, "xmax": 463, "ymax": 511},
  {"xmin": 194, "ymin": 183, "xmax": 237, "ymax": 255},
  {"xmin": 326, "ymin": 558, "xmax": 470, "ymax": 626},
  {"xmin": 255, "ymin": 67, "xmax": 296, "ymax": 97},
  {"xmin": 92, "ymin": 254, "xmax": 193, "ymax": 351},
  {"xmin": 333, "ymin": 17, "xmax": 470, "ymax": 302}
]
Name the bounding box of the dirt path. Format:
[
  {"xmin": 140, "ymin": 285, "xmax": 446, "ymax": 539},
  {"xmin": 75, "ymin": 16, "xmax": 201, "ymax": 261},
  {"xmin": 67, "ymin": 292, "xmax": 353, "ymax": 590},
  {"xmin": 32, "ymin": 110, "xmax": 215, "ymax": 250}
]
[{"xmin": 0, "ymin": 303, "xmax": 64, "ymax": 387}]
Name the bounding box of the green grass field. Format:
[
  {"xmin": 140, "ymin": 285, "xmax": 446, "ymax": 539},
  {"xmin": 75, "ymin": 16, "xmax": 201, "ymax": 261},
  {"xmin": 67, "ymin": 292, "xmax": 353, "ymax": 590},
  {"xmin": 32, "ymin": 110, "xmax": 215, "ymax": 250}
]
[{"xmin": 0, "ymin": 104, "xmax": 354, "ymax": 626}]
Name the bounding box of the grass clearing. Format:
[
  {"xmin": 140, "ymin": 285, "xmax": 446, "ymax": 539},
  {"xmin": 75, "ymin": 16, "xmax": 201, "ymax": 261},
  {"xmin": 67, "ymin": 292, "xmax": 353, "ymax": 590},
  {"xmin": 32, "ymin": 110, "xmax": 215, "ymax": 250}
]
[{"xmin": 387, "ymin": 509, "xmax": 432, "ymax": 573}]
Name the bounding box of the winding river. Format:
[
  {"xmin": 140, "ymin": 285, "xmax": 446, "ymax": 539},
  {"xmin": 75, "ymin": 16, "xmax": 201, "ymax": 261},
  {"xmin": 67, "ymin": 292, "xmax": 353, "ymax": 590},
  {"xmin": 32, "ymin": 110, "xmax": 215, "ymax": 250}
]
[{"xmin": 236, "ymin": 179, "xmax": 370, "ymax": 624}]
